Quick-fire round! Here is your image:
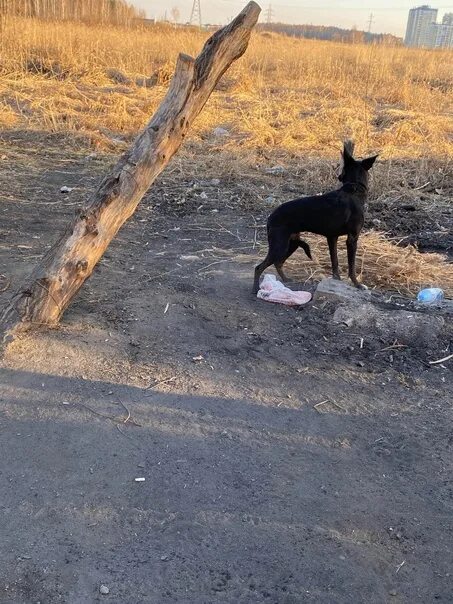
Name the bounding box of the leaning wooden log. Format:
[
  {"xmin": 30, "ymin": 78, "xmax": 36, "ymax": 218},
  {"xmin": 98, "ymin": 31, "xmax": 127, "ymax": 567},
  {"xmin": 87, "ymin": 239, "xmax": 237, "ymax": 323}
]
[{"xmin": 0, "ymin": 2, "xmax": 261, "ymax": 345}]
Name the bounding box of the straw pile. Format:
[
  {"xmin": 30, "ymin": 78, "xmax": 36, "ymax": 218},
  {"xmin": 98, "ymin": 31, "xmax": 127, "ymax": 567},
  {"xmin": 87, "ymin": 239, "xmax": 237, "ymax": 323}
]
[{"xmin": 267, "ymin": 231, "xmax": 453, "ymax": 298}]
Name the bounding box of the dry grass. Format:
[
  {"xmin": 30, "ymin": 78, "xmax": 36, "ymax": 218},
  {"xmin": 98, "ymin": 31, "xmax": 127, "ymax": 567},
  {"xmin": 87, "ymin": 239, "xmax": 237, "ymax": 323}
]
[
  {"xmin": 279, "ymin": 232, "xmax": 453, "ymax": 298},
  {"xmin": 0, "ymin": 16, "xmax": 452, "ymax": 163}
]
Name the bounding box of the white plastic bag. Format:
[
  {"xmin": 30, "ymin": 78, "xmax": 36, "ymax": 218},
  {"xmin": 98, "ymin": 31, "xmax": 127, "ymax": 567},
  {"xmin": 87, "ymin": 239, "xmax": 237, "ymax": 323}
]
[{"xmin": 257, "ymin": 274, "xmax": 312, "ymax": 306}]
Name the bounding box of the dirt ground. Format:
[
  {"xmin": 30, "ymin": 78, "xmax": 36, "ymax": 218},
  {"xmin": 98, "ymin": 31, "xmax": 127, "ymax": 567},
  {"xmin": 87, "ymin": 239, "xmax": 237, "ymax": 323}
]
[{"xmin": 0, "ymin": 132, "xmax": 452, "ymax": 604}]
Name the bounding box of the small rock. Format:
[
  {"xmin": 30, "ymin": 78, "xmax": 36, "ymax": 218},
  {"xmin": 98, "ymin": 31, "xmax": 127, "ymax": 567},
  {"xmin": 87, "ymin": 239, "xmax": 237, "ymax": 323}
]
[
  {"xmin": 199, "ymin": 191, "xmax": 208, "ymax": 199},
  {"xmin": 134, "ymin": 477, "xmax": 145, "ymax": 482},
  {"xmin": 389, "ymin": 590, "xmax": 397, "ymax": 597},
  {"xmin": 213, "ymin": 127, "xmax": 229, "ymax": 138},
  {"xmin": 265, "ymin": 165, "xmax": 285, "ymax": 175},
  {"xmin": 99, "ymin": 585, "xmax": 110, "ymax": 595},
  {"xmin": 314, "ymin": 278, "xmax": 370, "ymax": 303},
  {"xmin": 264, "ymin": 196, "xmax": 275, "ymax": 204},
  {"xmin": 357, "ymin": 361, "xmax": 365, "ymax": 367},
  {"xmin": 180, "ymin": 255, "xmax": 199, "ymax": 261},
  {"xmin": 60, "ymin": 186, "xmax": 73, "ymax": 193},
  {"xmin": 211, "ymin": 178, "xmax": 220, "ymax": 185}
]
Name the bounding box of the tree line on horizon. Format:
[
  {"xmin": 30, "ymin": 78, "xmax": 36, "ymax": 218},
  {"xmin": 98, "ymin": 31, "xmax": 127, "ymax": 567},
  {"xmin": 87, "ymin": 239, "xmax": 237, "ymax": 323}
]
[
  {"xmin": 257, "ymin": 23, "xmax": 402, "ymax": 45},
  {"xmin": 0, "ymin": 0, "xmax": 144, "ymax": 24},
  {"xmin": 0, "ymin": 2, "xmax": 403, "ymax": 42}
]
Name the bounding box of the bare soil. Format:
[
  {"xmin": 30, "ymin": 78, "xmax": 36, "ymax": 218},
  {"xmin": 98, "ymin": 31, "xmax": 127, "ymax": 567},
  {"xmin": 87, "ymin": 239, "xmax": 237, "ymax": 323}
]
[{"xmin": 0, "ymin": 132, "xmax": 452, "ymax": 604}]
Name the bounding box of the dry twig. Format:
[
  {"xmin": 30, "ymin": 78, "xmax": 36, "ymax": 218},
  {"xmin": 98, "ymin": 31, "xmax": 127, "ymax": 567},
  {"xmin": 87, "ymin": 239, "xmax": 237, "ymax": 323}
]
[{"xmin": 429, "ymin": 353, "xmax": 453, "ymax": 365}]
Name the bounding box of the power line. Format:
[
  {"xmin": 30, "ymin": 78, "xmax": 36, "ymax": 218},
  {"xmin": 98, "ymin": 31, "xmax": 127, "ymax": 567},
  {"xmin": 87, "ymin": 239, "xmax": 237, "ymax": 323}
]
[
  {"xmin": 265, "ymin": 4, "xmax": 274, "ymax": 24},
  {"xmin": 217, "ymin": 0, "xmax": 453, "ymax": 10},
  {"xmin": 190, "ymin": 0, "xmax": 202, "ymax": 27}
]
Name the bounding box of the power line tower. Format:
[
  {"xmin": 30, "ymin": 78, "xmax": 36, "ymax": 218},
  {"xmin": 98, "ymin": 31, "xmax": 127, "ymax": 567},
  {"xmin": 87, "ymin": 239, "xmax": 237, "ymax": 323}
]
[
  {"xmin": 190, "ymin": 0, "xmax": 202, "ymax": 28},
  {"xmin": 367, "ymin": 13, "xmax": 374, "ymax": 33},
  {"xmin": 265, "ymin": 4, "xmax": 274, "ymax": 25}
]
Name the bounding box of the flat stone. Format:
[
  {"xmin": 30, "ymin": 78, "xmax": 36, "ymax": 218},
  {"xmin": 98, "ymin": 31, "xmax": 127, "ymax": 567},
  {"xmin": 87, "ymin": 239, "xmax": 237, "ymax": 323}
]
[
  {"xmin": 333, "ymin": 303, "xmax": 445, "ymax": 347},
  {"xmin": 314, "ymin": 278, "xmax": 371, "ymax": 303}
]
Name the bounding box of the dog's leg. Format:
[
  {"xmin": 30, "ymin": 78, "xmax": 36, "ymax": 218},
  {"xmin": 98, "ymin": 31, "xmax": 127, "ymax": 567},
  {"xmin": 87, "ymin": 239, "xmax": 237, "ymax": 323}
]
[
  {"xmin": 274, "ymin": 262, "xmax": 289, "ymax": 283},
  {"xmin": 283, "ymin": 239, "xmax": 301, "ymax": 263},
  {"xmin": 254, "ymin": 231, "xmax": 291, "ymax": 293},
  {"xmin": 281, "ymin": 237, "xmax": 313, "ymax": 267},
  {"xmin": 253, "ymin": 256, "xmax": 272, "ymax": 294},
  {"xmin": 327, "ymin": 236, "xmax": 340, "ymax": 280},
  {"xmin": 274, "ymin": 236, "xmax": 301, "ymax": 283},
  {"xmin": 346, "ymin": 234, "xmax": 365, "ymax": 289}
]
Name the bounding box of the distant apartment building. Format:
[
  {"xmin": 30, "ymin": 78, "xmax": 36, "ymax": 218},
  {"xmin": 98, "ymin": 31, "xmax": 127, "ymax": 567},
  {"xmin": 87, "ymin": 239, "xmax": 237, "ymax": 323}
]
[
  {"xmin": 405, "ymin": 6, "xmax": 453, "ymax": 48},
  {"xmin": 405, "ymin": 6, "xmax": 438, "ymax": 46},
  {"xmin": 430, "ymin": 21, "xmax": 453, "ymax": 47}
]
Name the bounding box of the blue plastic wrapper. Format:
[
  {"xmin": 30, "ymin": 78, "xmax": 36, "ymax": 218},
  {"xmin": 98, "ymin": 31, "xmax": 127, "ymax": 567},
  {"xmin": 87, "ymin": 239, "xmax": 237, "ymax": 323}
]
[{"xmin": 416, "ymin": 288, "xmax": 444, "ymax": 304}]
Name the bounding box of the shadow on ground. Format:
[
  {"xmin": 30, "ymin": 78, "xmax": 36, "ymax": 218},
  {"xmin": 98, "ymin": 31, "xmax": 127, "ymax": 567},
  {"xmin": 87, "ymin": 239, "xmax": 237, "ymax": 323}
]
[{"xmin": 1, "ymin": 367, "xmax": 452, "ymax": 603}]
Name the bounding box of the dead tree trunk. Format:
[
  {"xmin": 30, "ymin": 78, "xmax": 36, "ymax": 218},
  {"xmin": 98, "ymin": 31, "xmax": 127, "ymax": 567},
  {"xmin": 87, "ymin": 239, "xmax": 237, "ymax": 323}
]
[{"xmin": 1, "ymin": 2, "xmax": 261, "ymax": 344}]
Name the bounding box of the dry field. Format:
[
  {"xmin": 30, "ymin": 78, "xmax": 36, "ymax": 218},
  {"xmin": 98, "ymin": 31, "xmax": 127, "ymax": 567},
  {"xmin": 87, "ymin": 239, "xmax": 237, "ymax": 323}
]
[{"xmin": 1, "ymin": 16, "xmax": 452, "ymax": 163}]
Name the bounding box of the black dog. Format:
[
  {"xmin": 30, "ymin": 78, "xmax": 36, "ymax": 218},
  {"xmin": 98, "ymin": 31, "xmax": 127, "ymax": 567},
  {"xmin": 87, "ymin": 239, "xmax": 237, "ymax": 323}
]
[{"xmin": 253, "ymin": 141, "xmax": 378, "ymax": 294}]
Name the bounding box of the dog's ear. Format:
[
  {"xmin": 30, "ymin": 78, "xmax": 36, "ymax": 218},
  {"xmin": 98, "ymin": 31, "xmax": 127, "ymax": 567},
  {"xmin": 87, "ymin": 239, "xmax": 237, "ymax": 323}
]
[
  {"xmin": 342, "ymin": 140, "xmax": 355, "ymax": 162},
  {"xmin": 362, "ymin": 154, "xmax": 378, "ymax": 171}
]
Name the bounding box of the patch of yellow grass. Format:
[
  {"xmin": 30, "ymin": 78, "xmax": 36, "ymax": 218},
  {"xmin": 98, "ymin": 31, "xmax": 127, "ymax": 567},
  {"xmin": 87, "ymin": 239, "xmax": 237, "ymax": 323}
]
[
  {"xmin": 282, "ymin": 232, "xmax": 453, "ymax": 298},
  {"xmin": 0, "ymin": 101, "xmax": 19, "ymax": 127},
  {"xmin": 0, "ymin": 16, "xmax": 452, "ymax": 164}
]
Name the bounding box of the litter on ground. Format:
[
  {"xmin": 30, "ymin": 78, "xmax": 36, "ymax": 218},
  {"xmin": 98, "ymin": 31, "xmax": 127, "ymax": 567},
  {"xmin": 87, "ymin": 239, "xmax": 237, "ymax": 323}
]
[{"xmin": 257, "ymin": 274, "xmax": 312, "ymax": 306}]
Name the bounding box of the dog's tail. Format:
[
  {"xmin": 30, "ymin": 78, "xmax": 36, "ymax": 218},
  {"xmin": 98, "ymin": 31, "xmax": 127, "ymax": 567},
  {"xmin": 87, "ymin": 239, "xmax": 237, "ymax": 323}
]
[{"xmin": 299, "ymin": 239, "xmax": 312, "ymax": 260}]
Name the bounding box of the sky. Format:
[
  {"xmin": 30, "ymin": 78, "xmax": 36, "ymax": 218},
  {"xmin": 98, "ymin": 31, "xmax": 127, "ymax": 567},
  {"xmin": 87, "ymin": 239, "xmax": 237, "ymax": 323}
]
[{"xmin": 131, "ymin": 1, "xmax": 453, "ymax": 36}]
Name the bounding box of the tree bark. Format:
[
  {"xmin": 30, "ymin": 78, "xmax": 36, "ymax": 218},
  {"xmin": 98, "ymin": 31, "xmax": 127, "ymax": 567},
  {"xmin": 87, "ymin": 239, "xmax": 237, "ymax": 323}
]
[{"xmin": 1, "ymin": 2, "xmax": 261, "ymax": 344}]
